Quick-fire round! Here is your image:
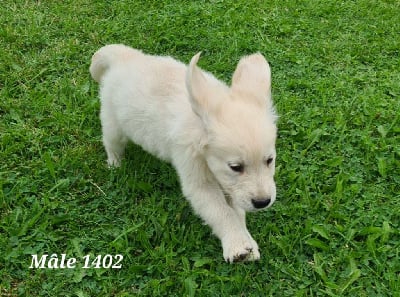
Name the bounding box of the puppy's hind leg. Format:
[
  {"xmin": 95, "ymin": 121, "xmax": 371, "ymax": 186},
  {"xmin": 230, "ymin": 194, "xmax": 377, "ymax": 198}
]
[{"xmin": 100, "ymin": 110, "xmax": 127, "ymax": 167}]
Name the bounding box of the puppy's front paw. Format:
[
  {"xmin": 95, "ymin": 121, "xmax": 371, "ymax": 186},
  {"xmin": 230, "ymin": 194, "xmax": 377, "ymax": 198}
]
[
  {"xmin": 107, "ymin": 155, "xmax": 122, "ymax": 168},
  {"xmin": 222, "ymin": 234, "xmax": 260, "ymax": 263},
  {"xmin": 107, "ymin": 159, "xmax": 121, "ymax": 168}
]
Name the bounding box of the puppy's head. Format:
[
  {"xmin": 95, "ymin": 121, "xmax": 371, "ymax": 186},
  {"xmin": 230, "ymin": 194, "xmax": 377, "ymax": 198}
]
[{"xmin": 187, "ymin": 53, "xmax": 277, "ymax": 212}]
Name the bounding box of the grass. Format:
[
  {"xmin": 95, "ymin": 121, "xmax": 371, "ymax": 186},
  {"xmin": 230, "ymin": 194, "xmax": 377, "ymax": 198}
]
[{"xmin": 1, "ymin": 0, "xmax": 399, "ymax": 296}]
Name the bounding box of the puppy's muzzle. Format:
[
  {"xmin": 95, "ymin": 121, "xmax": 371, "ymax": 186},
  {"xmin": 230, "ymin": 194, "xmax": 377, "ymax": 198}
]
[{"xmin": 251, "ymin": 198, "xmax": 271, "ymax": 209}]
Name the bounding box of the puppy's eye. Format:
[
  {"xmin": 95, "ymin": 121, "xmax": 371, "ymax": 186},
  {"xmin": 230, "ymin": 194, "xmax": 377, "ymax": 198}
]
[
  {"xmin": 265, "ymin": 157, "xmax": 274, "ymax": 166},
  {"xmin": 229, "ymin": 163, "xmax": 244, "ymax": 173}
]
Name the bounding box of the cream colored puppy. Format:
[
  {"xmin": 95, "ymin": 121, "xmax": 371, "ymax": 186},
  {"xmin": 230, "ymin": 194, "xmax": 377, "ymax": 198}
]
[{"xmin": 90, "ymin": 44, "xmax": 277, "ymax": 263}]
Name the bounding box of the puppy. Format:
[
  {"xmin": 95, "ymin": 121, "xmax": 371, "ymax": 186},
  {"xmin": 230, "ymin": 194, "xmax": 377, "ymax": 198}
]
[{"xmin": 90, "ymin": 44, "xmax": 277, "ymax": 262}]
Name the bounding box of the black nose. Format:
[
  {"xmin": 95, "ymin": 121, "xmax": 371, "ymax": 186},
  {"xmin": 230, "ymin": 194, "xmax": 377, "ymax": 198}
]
[{"xmin": 252, "ymin": 198, "xmax": 271, "ymax": 209}]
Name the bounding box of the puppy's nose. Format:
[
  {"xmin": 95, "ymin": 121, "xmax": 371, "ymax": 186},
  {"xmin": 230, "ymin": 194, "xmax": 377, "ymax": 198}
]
[{"xmin": 251, "ymin": 198, "xmax": 271, "ymax": 209}]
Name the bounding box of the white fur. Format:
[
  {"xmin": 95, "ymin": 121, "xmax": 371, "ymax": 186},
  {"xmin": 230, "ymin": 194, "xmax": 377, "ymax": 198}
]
[{"xmin": 90, "ymin": 44, "xmax": 278, "ymax": 263}]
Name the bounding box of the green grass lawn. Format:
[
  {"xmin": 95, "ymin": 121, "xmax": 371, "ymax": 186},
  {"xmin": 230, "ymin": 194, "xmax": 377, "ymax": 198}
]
[{"xmin": 1, "ymin": 0, "xmax": 399, "ymax": 296}]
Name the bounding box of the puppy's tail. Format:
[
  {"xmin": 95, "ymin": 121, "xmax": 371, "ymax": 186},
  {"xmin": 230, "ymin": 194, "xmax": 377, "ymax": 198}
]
[{"xmin": 89, "ymin": 44, "xmax": 141, "ymax": 83}]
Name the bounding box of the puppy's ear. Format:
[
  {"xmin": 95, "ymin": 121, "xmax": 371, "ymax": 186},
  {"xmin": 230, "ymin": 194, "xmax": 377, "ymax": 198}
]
[
  {"xmin": 186, "ymin": 52, "xmax": 207, "ymax": 118},
  {"xmin": 231, "ymin": 53, "xmax": 272, "ymax": 106},
  {"xmin": 186, "ymin": 53, "xmax": 224, "ymax": 122}
]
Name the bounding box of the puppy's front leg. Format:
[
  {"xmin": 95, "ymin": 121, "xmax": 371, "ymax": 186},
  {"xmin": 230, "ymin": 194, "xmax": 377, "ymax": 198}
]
[
  {"xmin": 186, "ymin": 184, "xmax": 259, "ymax": 262},
  {"xmin": 177, "ymin": 161, "xmax": 260, "ymax": 262},
  {"xmin": 232, "ymin": 206, "xmax": 260, "ymax": 261}
]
